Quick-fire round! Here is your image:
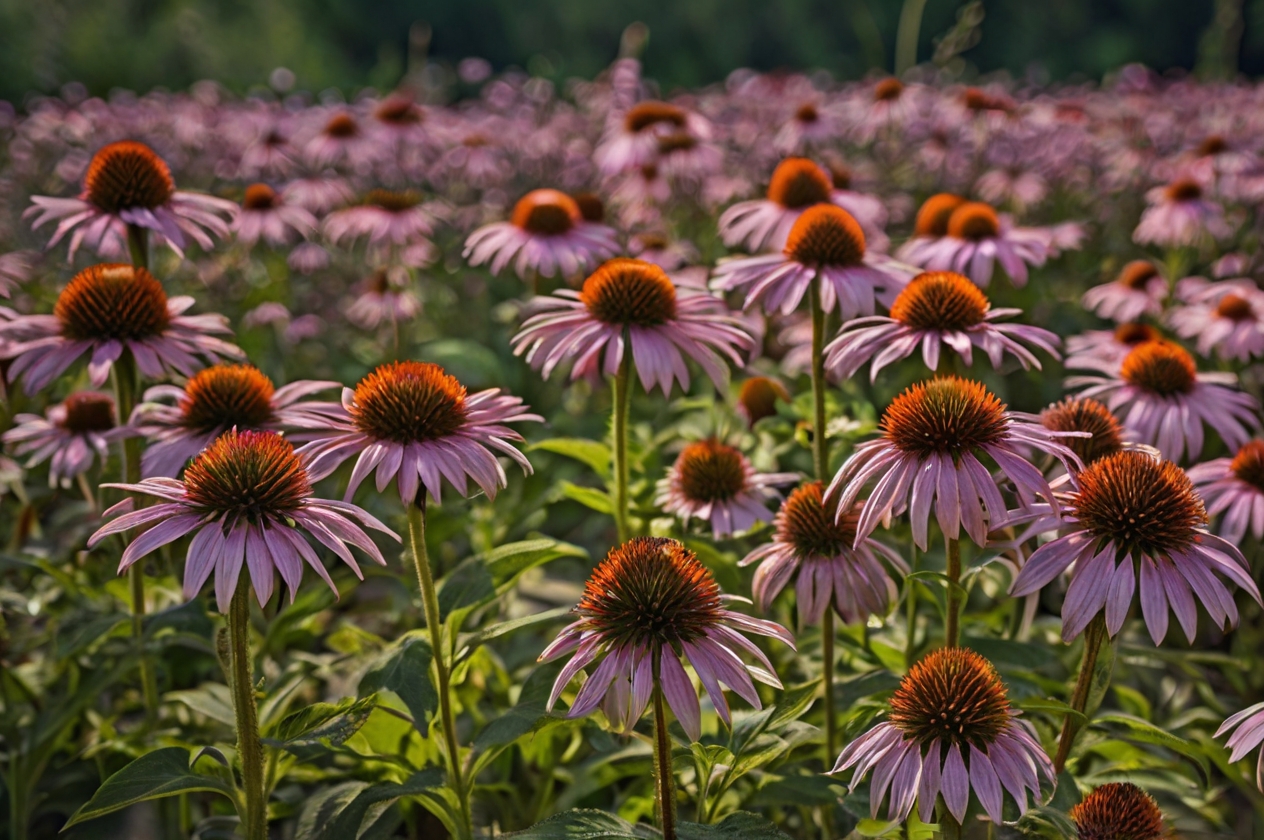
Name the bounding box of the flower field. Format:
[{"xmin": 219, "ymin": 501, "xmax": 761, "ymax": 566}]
[{"xmin": 3, "ymin": 58, "xmax": 1264, "ymax": 840}]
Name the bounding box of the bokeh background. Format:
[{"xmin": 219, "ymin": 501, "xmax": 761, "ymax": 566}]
[{"xmin": 0, "ymin": 0, "xmax": 1261, "ymax": 103}]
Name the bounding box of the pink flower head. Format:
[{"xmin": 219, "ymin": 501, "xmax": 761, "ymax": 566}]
[
  {"xmin": 712, "ymin": 204, "xmax": 910, "ymax": 318},
  {"xmin": 826, "ymin": 270, "xmax": 1060, "ymax": 381},
  {"xmin": 1064, "ymin": 322, "xmax": 1166, "ymax": 373},
  {"xmin": 1082, "ymin": 260, "xmax": 1168, "ymax": 323},
  {"xmin": 1010, "ymin": 449, "xmax": 1261, "ymax": 644},
  {"xmin": 831, "ymin": 647, "xmax": 1053, "ymax": 824},
  {"xmin": 89, "ymin": 430, "xmax": 398, "ymax": 612},
  {"xmin": 463, "ymin": 189, "xmax": 620, "ymax": 280},
  {"xmin": 1188, "ymin": 440, "xmax": 1264, "ymax": 543},
  {"xmin": 539, "ymin": 537, "xmax": 793, "ymax": 742},
  {"xmin": 1134, "ymin": 176, "xmax": 1232, "ymax": 248},
  {"xmin": 594, "ymin": 100, "xmax": 711, "ymax": 176},
  {"xmin": 1217, "ymin": 703, "xmax": 1264, "ymax": 790},
  {"xmin": 1067, "ymin": 340, "xmax": 1259, "ymax": 463},
  {"xmin": 655, "ymin": 438, "xmax": 797, "ymax": 538},
  {"xmin": 0, "ymin": 263, "xmax": 243, "ymax": 395},
  {"xmin": 513, "ymin": 258, "xmax": 754, "ymax": 395},
  {"xmin": 323, "ymin": 189, "xmax": 439, "ymax": 250},
  {"xmin": 828, "ymin": 377, "xmax": 1081, "ymax": 550},
  {"xmin": 25, "ymin": 140, "xmax": 237, "ymax": 260},
  {"xmin": 901, "ymin": 201, "xmax": 1049, "ymax": 288},
  {"xmin": 3, "ymin": 392, "xmax": 131, "ymax": 487},
  {"xmin": 1168, "ymin": 282, "xmax": 1264, "ymax": 362},
  {"xmin": 0, "ymin": 251, "xmax": 34, "ymax": 298},
  {"xmin": 233, "ymin": 183, "xmax": 317, "ymax": 248},
  {"xmin": 346, "ymin": 268, "xmax": 421, "ymax": 330},
  {"xmin": 297, "ymin": 361, "xmax": 540, "ymax": 505},
  {"xmin": 740, "ymin": 482, "xmax": 906, "ymax": 626}
]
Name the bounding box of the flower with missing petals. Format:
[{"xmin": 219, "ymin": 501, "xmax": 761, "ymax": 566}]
[
  {"xmin": 4, "ymin": 392, "xmax": 131, "ymax": 487},
  {"xmin": 902, "ymin": 200, "xmax": 1052, "ymax": 288},
  {"xmin": 1070, "ymin": 783, "xmax": 1165, "ymax": 840},
  {"xmin": 131, "ymin": 364, "xmax": 341, "ymax": 477},
  {"xmin": 463, "ymin": 189, "xmax": 619, "ymax": 280},
  {"xmin": 298, "ymin": 361, "xmax": 540, "ymax": 504},
  {"xmin": 825, "ymin": 271, "xmax": 1060, "ymax": 381},
  {"xmin": 1082, "ymin": 260, "xmax": 1168, "ymax": 323},
  {"xmin": 1068, "ymin": 340, "xmax": 1259, "ymax": 462},
  {"xmin": 712, "ymin": 204, "xmax": 910, "ymax": 318},
  {"xmin": 513, "ymin": 258, "xmax": 754, "ymax": 395},
  {"xmin": 89, "ymin": 430, "xmax": 398, "ymax": 611},
  {"xmin": 655, "ymin": 439, "xmax": 797, "ymax": 538},
  {"xmin": 25, "ymin": 141, "xmax": 237, "ymax": 259},
  {"xmin": 1011, "ymin": 450, "xmax": 1261, "ymax": 643},
  {"xmin": 741, "ymin": 482, "xmax": 906, "ymax": 625},
  {"xmin": 829, "ymin": 377, "xmax": 1080, "ymax": 549},
  {"xmin": 831, "ymin": 647, "xmax": 1053, "ymax": 824},
  {"xmin": 0, "ymin": 263, "xmax": 242, "ymax": 395},
  {"xmin": 539, "ymin": 537, "xmax": 793, "ymax": 742},
  {"xmin": 1189, "ymin": 440, "xmax": 1264, "ymax": 543}
]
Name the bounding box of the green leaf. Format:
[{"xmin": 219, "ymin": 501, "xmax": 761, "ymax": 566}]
[
  {"xmin": 312, "ymin": 769, "xmax": 447, "ymax": 840},
  {"xmin": 1013, "ymin": 697, "xmax": 1086, "ymax": 725},
  {"xmin": 483, "ymin": 538, "xmax": 587, "ymax": 588},
  {"xmin": 437, "ymin": 559, "xmax": 497, "ymax": 620},
  {"xmin": 358, "ymin": 635, "xmax": 438, "ymax": 727},
  {"xmin": 457, "ymin": 606, "xmax": 573, "ymax": 659},
  {"xmin": 266, "ymin": 694, "xmax": 378, "ymax": 747},
  {"xmin": 532, "ymin": 437, "xmax": 611, "ymax": 478},
  {"xmin": 678, "ymin": 811, "xmax": 794, "ymax": 840},
  {"xmin": 560, "ymin": 481, "xmax": 614, "ymax": 513},
  {"xmin": 963, "ymin": 635, "xmax": 1057, "ymax": 669},
  {"xmin": 473, "ymin": 660, "xmax": 569, "ymax": 759},
  {"xmin": 503, "ymin": 809, "xmax": 656, "ymax": 840},
  {"xmin": 55, "ymin": 614, "xmax": 125, "ymax": 658},
  {"xmin": 1094, "ymin": 713, "xmax": 1211, "ymax": 783},
  {"xmin": 440, "ymin": 539, "xmax": 587, "ymax": 625},
  {"xmin": 143, "ymin": 598, "xmax": 214, "ymax": 640},
  {"xmin": 837, "ymin": 670, "xmax": 900, "ymax": 708},
  {"xmin": 63, "ymin": 748, "xmax": 234, "ymax": 828},
  {"xmin": 167, "ymin": 683, "xmax": 237, "ymax": 727}
]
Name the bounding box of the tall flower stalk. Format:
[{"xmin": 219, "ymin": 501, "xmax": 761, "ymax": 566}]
[
  {"xmin": 227, "ymin": 573, "xmax": 266, "ymax": 840},
  {"xmin": 808, "ymin": 279, "xmax": 838, "ymax": 760},
  {"xmin": 612, "ymin": 349, "xmax": 633, "ymax": 542}
]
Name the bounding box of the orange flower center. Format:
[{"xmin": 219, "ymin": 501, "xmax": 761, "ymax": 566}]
[
  {"xmin": 889, "ymin": 271, "xmax": 989, "ymax": 331},
  {"xmin": 783, "ymin": 204, "xmax": 866, "ymax": 267},
  {"xmin": 1120, "ymin": 341, "xmax": 1196, "ymax": 395},
  {"xmin": 350, "ymin": 361, "xmax": 469, "ymax": 445},
  {"xmin": 1040, "ymin": 398, "xmax": 1123, "ymax": 467},
  {"xmin": 946, "ymin": 201, "xmax": 1000, "ymax": 240},
  {"xmin": 873, "ymin": 78, "xmax": 904, "ymax": 102},
  {"xmin": 890, "ymin": 647, "xmax": 1010, "ymax": 749},
  {"xmin": 777, "ymin": 481, "xmax": 857, "ymax": 559},
  {"xmin": 242, "ymin": 183, "xmax": 278, "ymax": 211},
  {"xmin": 1165, "ymin": 178, "xmax": 1203, "ymax": 202},
  {"xmin": 55, "ymin": 264, "xmax": 170, "ymax": 342},
  {"xmin": 657, "ymin": 132, "xmax": 697, "ymax": 154},
  {"xmin": 1231, "ymin": 440, "xmax": 1264, "ymax": 492},
  {"xmin": 181, "ymin": 364, "xmax": 276, "ymax": 433},
  {"xmin": 1216, "ymin": 293, "xmax": 1254, "ymax": 321},
  {"xmin": 1114, "ymin": 322, "xmax": 1161, "ymax": 346},
  {"xmin": 365, "ymin": 189, "xmax": 421, "ymax": 212},
  {"xmin": 375, "ymin": 94, "xmax": 422, "ymax": 125},
  {"xmin": 59, "ymin": 392, "xmax": 116, "ymax": 433},
  {"xmin": 571, "ymin": 192, "xmax": 606, "ymax": 223},
  {"xmin": 766, "ymin": 157, "xmax": 833, "ymax": 209},
  {"xmin": 795, "ymin": 102, "xmax": 819, "ymax": 123},
  {"xmin": 1116, "ymin": 260, "xmax": 1160, "ymax": 290},
  {"xmin": 828, "ymin": 160, "xmax": 852, "ymax": 190},
  {"xmin": 913, "ymin": 193, "xmax": 966, "ymax": 237},
  {"xmin": 882, "ymin": 377, "xmax": 1008, "ymax": 459},
  {"xmin": 676, "ymin": 439, "xmax": 748, "ymax": 503},
  {"xmin": 579, "ymin": 258, "xmax": 678, "ymax": 327},
  {"xmin": 511, "ymin": 189, "xmax": 580, "ymax": 236},
  {"xmin": 738, "ymin": 376, "xmax": 789, "ymax": 424},
  {"xmin": 1072, "ymin": 450, "xmax": 1206, "ymax": 555},
  {"xmin": 1071, "ymin": 782, "xmax": 1165, "ymax": 840},
  {"xmin": 1197, "ymin": 135, "xmax": 1228, "ymax": 157},
  {"xmin": 83, "ymin": 141, "xmax": 175, "ymax": 214},
  {"xmin": 183, "ymin": 429, "xmax": 311, "ymax": 520},
  {"xmin": 624, "ymin": 101, "xmax": 688, "ymax": 133},
  {"xmin": 324, "ymin": 113, "xmax": 359, "ymax": 138}
]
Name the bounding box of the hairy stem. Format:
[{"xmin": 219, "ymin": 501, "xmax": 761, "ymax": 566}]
[
  {"xmin": 229, "ymin": 574, "xmax": 266, "ymax": 840},
  {"xmin": 612, "ymin": 347, "xmax": 633, "ymax": 543},
  {"xmin": 809, "ymin": 281, "xmax": 830, "ymax": 482},
  {"xmin": 822, "ymin": 610, "xmax": 837, "ymax": 762},
  {"xmin": 406, "ymin": 500, "xmax": 473, "ymax": 840},
  {"xmin": 945, "ymin": 537, "xmax": 962, "ymax": 648},
  {"xmin": 652, "ymin": 667, "xmax": 677, "ymax": 840},
  {"xmin": 1054, "ymin": 613, "xmax": 1108, "ymax": 773}
]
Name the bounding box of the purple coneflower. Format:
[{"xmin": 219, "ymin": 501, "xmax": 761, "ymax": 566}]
[
  {"xmin": 1010, "ymin": 450, "xmax": 1261, "ymax": 643},
  {"xmin": 1168, "ymin": 284, "xmax": 1264, "ymax": 362},
  {"xmin": 895, "ymin": 193, "xmax": 966, "ymax": 266},
  {"xmin": 1068, "ymin": 340, "xmax": 1259, "ymax": 462},
  {"xmin": 655, "ymin": 438, "xmax": 797, "ymax": 538},
  {"xmin": 831, "ymin": 647, "xmax": 1053, "ymax": 824},
  {"xmin": 829, "ymin": 376, "xmax": 1079, "ymax": 550},
  {"xmin": 825, "ymin": 270, "xmax": 1060, "ymax": 381},
  {"xmin": 539, "ymin": 536, "xmax": 793, "ymax": 741},
  {"xmin": 25, "ymin": 140, "xmax": 236, "ymax": 259},
  {"xmin": 594, "ymin": 101, "xmax": 710, "ymax": 176},
  {"xmin": 1217, "ymin": 704, "xmax": 1264, "ymax": 790},
  {"xmin": 740, "ymin": 481, "xmax": 906, "ymax": 626},
  {"xmin": 89, "ymin": 429, "xmax": 397, "ymax": 611},
  {"xmin": 0, "ymin": 251, "xmax": 33, "ymax": 298},
  {"xmin": 464, "ymin": 189, "xmax": 620, "ymax": 280},
  {"xmin": 712, "ymin": 204, "xmax": 909, "ymax": 318},
  {"xmin": 346, "ymin": 268, "xmax": 422, "ymax": 330},
  {"xmin": 1070, "ymin": 783, "xmax": 1166, "ymax": 840},
  {"xmin": 1134, "ymin": 176, "xmax": 1231, "ymax": 247},
  {"xmin": 1064, "ymin": 322, "xmax": 1164, "ymax": 373},
  {"xmin": 323, "ymin": 189, "xmax": 439, "ymax": 251},
  {"xmin": 233, "ymin": 183, "xmax": 317, "ymax": 248},
  {"xmin": 513, "ymin": 258, "xmax": 754, "ymax": 395},
  {"xmin": 305, "ymin": 112, "xmax": 379, "ymax": 170},
  {"xmin": 905, "ymin": 201, "xmax": 1050, "ymax": 288},
  {"xmin": 132, "ymin": 364, "xmax": 340, "ymax": 478},
  {"xmin": 3, "ymin": 392, "xmax": 129, "ymax": 487},
  {"xmin": 1082, "ymin": 260, "xmax": 1168, "ymax": 323},
  {"xmin": 1039, "ymin": 397, "xmax": 1126, "ymax": 471},
  {"xmin": 297, "ymin": 360, "xmax": 540, "ymax": 504},
  {"xmin": 0, "ymin": 263, "xmax": 242, "ymax": 395},
  {"xmin": 1188, "ymin": 440, "xmax": 1264, "ymax": 543}
]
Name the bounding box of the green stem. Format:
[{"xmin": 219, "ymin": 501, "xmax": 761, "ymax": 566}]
[
  {"xmin": 652, "ymin": 667, "xmax": 677, "ymax": 840},
  {"xmin": 905, "ymin": 547, "xmax": 919, "ymax": 668},
  {"xmin": 229, "ymin": 574, "xmax": 266, "ymax": 840},
  {"xmin": 612, "ymin": 347, "xmax": 633, "ymax": 543},
  {"xmin": 894, "ymin": 0, "xmax": 930, "ymax": 75},
  {"xmin": 945, "ymin": 537, "xmax": 962, "ymax": 648},
  {"xmin": 405, "ymin": 501, "xmax": 473, "ymax": 840},
  {"xmin": 127, "ymin": 224, "xmax": 149, "ymax": 271},
  {"xmin": 1053, "ymin": 613, "xmax": 1108, "ymax": 773},
  {"xmin": 822, "ymin": 610, "xmax": 837, "ymax": 762},
  {"xmin": 809, "ymin": 282, "xmax": 829, "ymax": 482}
]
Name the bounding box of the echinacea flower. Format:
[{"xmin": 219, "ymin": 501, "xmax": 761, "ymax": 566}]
[
  {"xmin": 655, "ymin": 439, "xmax": 797, "ymax": 538},
  {"xmin": 740, "ymin": 481, "xmax": 906, "ymax": 626},
  {"xmin": 3, "ymin": 392, "xmax": 130, "ymax": 487},
  {"xmin": 132, "ymin": 364, "xmax": 341, "ymax": 478},
  {"xmin": 346, "ymin": 268, "xmax": 421, "ymax": 330},
  {"xmin": 0, "ymin": 263, "xmax": 243, "ymax": 395},
  {"xmin": 513, "ymin": 258, "xmax": 754, "ymax": 395},
  {"xmin": 1188, "ymin": 440, "xmax": 1264, "ymax": 543},
  {"xmin": 464, "ymin": 189, "xmax": 620, "ymax": 280},
  {"xmin": 736, "ymin": 376, "xmax": 790, "ymax": 426},
  {"xmin": 306, "ymin": 112, "xmax": 379, "ymax": 169},
  {"xmin": 718, "ymin": 158, "xmax": 885, "ymax": 253},
  {"xmin": 1217, "ymin": 703, "xmax": 1264, "ymax": 789},
  {"xmin": 538, "ymin": 536, "xmax": 794, "ymax": 741},
  {"xmin": 829, "ymin": 377, "xmax": 1081, "ymax": 549},
  {"xmin": 1068, "ymin": 340, "xmax": 1259, "ymax": 462},
  {"xmin": 88, "ymin": 430, "xmax": 398, "ymax": 611},
  {"xmin": 712, "ymin": 204, "xmax": 909, "ymax": 318},
  {"xmin": 1039, "ymin": 397, "xmax": 1125, "ymax": 470},
  {"xmin": 25, "ymin": 140, "xmax": 236, "ymax": 259},
  {"xmin": 831, "ymin": 647, "xmax": 1053, "ymax": 824},
  {"xmin": 1168, "ymin": 284, "xmax": 1264, "ymax": 362},
  {"xmin": 895, "ymin": 193, "xmax": 965, "ymax": 266},
  {"xmin": 825, "ymin": 270, "xmax": 1060, "ymax": 380},
  {"xmin": 323, "ymin": 189, "xmax": 439, "ymax": 250},
  {"xmin": 233, "ymin": 183, "xmax": 317, "ymax": 248},
  {"xmin": 1082, "ymin": 260, "xmax": 1168, "ymax": 323},
  {"xmin": 594, "ymin": 101, "xmax": 711, "ymax": 176},
  {"xmin": 297, "ymin": 361, "xmax": 540, "ymax": 504},
  {"xmin": 1070, "ymin": 783, "xmax": 1165, "ymax": 840},
  {"xmin": 1064, "ymin": 322, "xmax": 1164, "ymax": 373},
  {"xmin": 1134, "ymin": 177, "xmax": 1232, "ymax": 247},
  {"xmin": 1010, "ymin": 450, "xmax": 1261, "ymax": 643},
  {"xmin": 0, "ymin": 251, "xmax": 33, "ymax": 298},
  {"xmin": 905, "ymin": 201, "xmax": 1050, "ymax": 288}
]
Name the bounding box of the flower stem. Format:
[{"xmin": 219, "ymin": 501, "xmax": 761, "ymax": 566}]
[
  {"xmin": 1053, "ymin": 613, "xmax": 1108, "ymax": 773},
  {"xmin": 822, "ymin": 609, "xmax": 837, "ymax": 762},
  {"xmin": 612, "ymin": 347, "xmax": 633, "ymax": 543},
  {"xmin": 228, "ymin": 573, "xmax": 266, "ymax": 840},
  {"xmin": 945, "ymin": 537, "xmax": 962, "ymax": 648},
  {"xmin": 127, "ymin": 224, "xmax": 149, "ymax": 271},
  {"xmin": 405, "ymin": 500, "xmax": 473, "ymax": 840},
  {"xmin": 809, "ymin": 281, "xmax": 829, "ymax": 482},
  {"xmin": 652, "ymin": 666, "xmax": 678, "ymax": 840},
  {"xmin": 905, "ymin": 547, "xmax": 919, "ymax": 668}
]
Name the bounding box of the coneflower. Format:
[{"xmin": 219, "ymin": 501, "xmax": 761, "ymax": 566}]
[
  {"xmin": 654, "ymin": 438, "xmax": 796, "ymax": 538},
  {"xmin": 1070, "ymin": 783, "xmax": 1165, "ymax": 840},
  {"xmin": 464, "ymin": 188, "xmax": 619, "ymax": 280}
]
